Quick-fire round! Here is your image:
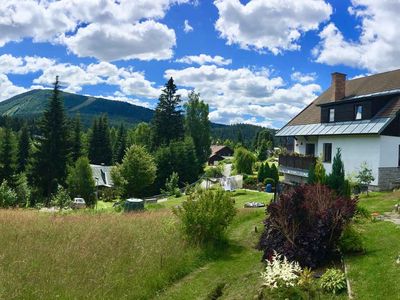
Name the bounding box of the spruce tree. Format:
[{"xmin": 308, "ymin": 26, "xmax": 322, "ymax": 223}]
[
  {"xmin": 184, "ymin": 91, "xmax": 211, "ymax": 165},
  {"xmin": 0, "ymin": 127, "xmax": 17, "ymax": 184},
  {"xmin": 71, "ymin": 114, "xmax": 83, "ymax": 162},
  {"xmin": 264, "ymin": 162, "xmax": 271, "ymax": 180},
  {"xmin": 270, "ymin": 164, "xmax": 279, "ymax": 184},
  {"xmin": 113, "ymin": 123, "xmax": 127, "ymax": 164},
  {"xmin": 152, "ymin": 77, "xmax": 184, "ymax": 147},
  {"xmin": 89, "ymin": 115, "xmax": 113, "ymax": 165},
  {"xmin": 258, "ymin": 163, "xmax": 265, "ymax": 183},
  {"xmin": 17, "ymin": 124, "xmax": 30, "ymax": 173},
  {"xmin": 326, "ymin": 148, "xmax": 346, "ymax": 195},
  {"xmin": 31, "ymin": 76, "xmax": 69, "ymax": 199}
]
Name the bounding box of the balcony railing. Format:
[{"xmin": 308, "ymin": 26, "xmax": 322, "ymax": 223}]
[{"xmin": 279, "ymin": 154, "xmax": 316, "ymax": 171}]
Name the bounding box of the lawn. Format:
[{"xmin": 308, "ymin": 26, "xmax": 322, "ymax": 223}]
[
  {"xmin": 345, "ymin": 192, "xmax": 400, "ymax": 300},
  {"xmin": 0, "ymin": 189, "xmax": 398, "ymax": 299}
]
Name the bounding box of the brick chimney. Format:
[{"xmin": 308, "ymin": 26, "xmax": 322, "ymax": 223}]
[{"xmin": 331, "ymin": 72, "xmax": 346, "ymax": 101}]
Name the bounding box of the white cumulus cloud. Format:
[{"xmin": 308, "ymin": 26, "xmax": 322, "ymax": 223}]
[
  {"xmin": 214, "ymin": 0, "xmax": 332, "ymax": 54},
  {"xmin": 313, "ymin": 0, "xmax": 400, "ymax": 72},
  {"xmin": 176, "ymin": 54, "xmax": 232, "ymax": 66},
  {"xmin": 0, "ymin": 0, "xmax": 191, "ymax": 61},
  {"xmin": 165, "ymin": 65, "xmax": 321, "ymax": 126}
]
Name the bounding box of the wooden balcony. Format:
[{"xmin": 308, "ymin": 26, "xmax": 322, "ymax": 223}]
[{"xmin": 279, "ymin": 154, "xmax": 316, "ymax": 171}]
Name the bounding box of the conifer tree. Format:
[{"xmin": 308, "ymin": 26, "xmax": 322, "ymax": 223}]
[
  {"xmin": 270, "ymin": 163, "xmax": 279, "ymax": 184},
  {"xmin": 184, "ymin": 91, "xmax": 211, "ymax": 165},
  {"xmin": 31, "ymin": 76, "xmax": 69, "ymax": 199},
  {"xmin": 264, "ymin": 162, "xmax": 271, "ymax": 179},
  {"xmin": 71, "ymin": 114, "xmax": 83, "ymax": 162},
  {"xmin": 0, "ymin": 127, "xmax": 17, "ymax": 184},
  {"xmin": 89, "ymin": 115, "xmax": 113, "ymax": 165},
  {"xmin": 326, "ymin": 148, "xmax": 347, "ymax": 196},
  {"xmin": 258, "ymin": 163, "xmax": 265, "ymax": 183},
  {"xmin": 152, "ymin": 77, "xmax": 184, "ymax": 147},
  {"xmin": 17, "ymin": 124, "xmax": 30, "ymax": 173},
  {"xmin": 113, "ymin": 123, "xmax": 127, "ymax": 164}
]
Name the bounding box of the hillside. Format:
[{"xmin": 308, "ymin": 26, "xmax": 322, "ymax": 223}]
[
  {"xmin": 0, "ymin": 89, "xmax": 154, "ymax": 126},
  {"xmin": 0, "ymin": 90, "xmax": 270, "ymax": 142}
]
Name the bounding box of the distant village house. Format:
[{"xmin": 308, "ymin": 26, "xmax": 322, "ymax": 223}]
[{"xmin": 208, "ymin": 145, "xmax": 234, "ymax": 165}]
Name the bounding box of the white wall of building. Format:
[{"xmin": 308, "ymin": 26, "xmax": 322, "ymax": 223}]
[
  {"xmin": 292, "ymin": 134, "xmax": 400, "ymax": 186},
  {"xmin": 380, "ymin": 135, "xmax": 400, "ymax": 167},
  {"xmin": 294, "ymin": 136, "xmax": 319, "ymax": 156}
]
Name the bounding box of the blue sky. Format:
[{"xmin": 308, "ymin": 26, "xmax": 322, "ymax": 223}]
[{"xmin": 0, "ymin": 0, "xmax": 399, "ymax": 128}]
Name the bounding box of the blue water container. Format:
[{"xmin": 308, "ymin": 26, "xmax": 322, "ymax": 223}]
[{"xmin": 265, "ymin": 184, "xmax": 272, "ymax": 193}]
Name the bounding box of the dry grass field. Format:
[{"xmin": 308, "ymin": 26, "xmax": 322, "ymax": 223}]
[{"xmin": 0, "ymin": 210, "xmax": 202, "ymax": 299}]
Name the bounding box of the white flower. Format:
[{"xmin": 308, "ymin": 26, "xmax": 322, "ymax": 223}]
[{"xmin": 260, "ymin": 251, "xmax": 302, "ymax": 289}]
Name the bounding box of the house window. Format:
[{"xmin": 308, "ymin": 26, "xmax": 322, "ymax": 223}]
[
  {"xmin": 323, "ymin": 143, "xmax": 332, "ymax": 163},
  {"xmin": 305, "ymin": 143, "xmax": 315, "ymax": 157},
  {"xmin": 355, "ymin": 105, "xmax": 363, "ymax": 120},
  {"xmin": 329, "ymin": 108, "xmax": 335, "ymax": 122}
]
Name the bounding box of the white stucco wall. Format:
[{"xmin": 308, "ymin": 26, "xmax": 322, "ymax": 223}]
[
  {"xmin": 291, "ymin": 134, "xmax": 400, "ymax": 187},
  {"xmin": 379, "ymin": 135, "xmax": 400, "ymax": 167},
  {"xmin": 316, "ymin": 135, "xmax": 381, "ymax": 185},
  {"xmin": 294, "ymin": 136, "xmax": 319, "ymax": 156}
]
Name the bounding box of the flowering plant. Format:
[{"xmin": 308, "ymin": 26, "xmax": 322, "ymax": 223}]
[{"xmin": 260, "ymin": 251, "xmax": 302, "ymax": 289}]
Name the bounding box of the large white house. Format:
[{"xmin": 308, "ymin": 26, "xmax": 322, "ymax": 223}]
[{"xmin": 276, "ymin": 70, "xmax": 400, "ymax": 190}]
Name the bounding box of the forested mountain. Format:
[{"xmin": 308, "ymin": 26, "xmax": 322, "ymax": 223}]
[
  {"xmin": 0, "ymin": 89, "xmax": 154, "ymax": 127},
  {"xmin": 211, "ymin": 123, "xmax": 277, "ymax": 148},
  {"xmin": 0, "ymin": 90, "xmax": 271, "ymax": 140}
]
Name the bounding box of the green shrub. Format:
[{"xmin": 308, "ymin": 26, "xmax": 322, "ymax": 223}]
[
  {"xmin": 339, "ymin": 225, "xmax": 364, "ymax": 253},
  {"xmin": 243, "ymin": 176, "xmax": 257, "ymax": 186},
  {"xmin": 161, "ymin": 172, "xmax": 182, "ymax": 197},
  {"xmin": 354, "ymin": 205, "xmax": 371, "ymax": 220},
  {"xmin": 204, "ymin": 165, "xmax": 223, "ymax": 178},
  {"xmin": 264, "ymin": 177, "xmax": 275, "ymax": 186},
  {"xmin": 173, "ymin": 188, "xmax": 236, "ymax": 245},
  {"xmin": 319, "ymin": 268, "xmax": 346, "ymax": 294},
  {"xmin": 15, "ymin": 173, "xmax": 31, "ymax": 207},
  {"xmin": 0, "ymin": 180, "xmax": 18, "ymax": 208},
  {"xmin": 51, "ymin": 186, "xmax": 72, "ymax": 209}
]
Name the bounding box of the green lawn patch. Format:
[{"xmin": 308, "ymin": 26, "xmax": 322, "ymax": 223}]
[{"xmin": 345, "ymin": 190, "xmax": 400, "ymax": 300}]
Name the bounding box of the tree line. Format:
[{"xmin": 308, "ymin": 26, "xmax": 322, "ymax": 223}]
[{"xmin": 0, "ymin": 76, "xmax": 211, "ymax": 207}]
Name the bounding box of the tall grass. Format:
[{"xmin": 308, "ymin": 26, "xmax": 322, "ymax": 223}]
[{"xmin": 0, "ymin": 210, "xmax": 202, "ymax": 299}]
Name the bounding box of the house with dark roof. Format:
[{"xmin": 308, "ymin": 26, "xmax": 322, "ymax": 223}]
[
  {"xmin": 276, "ymin": 70, "xmax": 400, "ymax": 190},
  {"xmin": 208, "ymin": 145, "xmax": 234, "ymax": 165}
]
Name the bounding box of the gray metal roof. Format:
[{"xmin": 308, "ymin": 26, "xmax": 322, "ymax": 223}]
[
  {"xmin": 276, "ymin": 117, "xmax": 391, "ymax": 137},
  {"xmin": 90, "ymin": 164, "xmax": 114, "ymax": 187}
]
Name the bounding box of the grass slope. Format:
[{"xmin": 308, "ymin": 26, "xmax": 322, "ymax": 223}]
[
  {"xmin": 0, "ymin": 210, "xmax": 202, "ymax": 299},
  {"xmin": 345, "ymin": 192, "xmax": 400, "ymax": 300}
]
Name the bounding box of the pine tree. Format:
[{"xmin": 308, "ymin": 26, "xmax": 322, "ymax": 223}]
[
  {"xmin": 113, "ymin": 123, "xmax": 127, "ymax": 164},
  {"xmin": 17, "ymin": 124, "xmax": 30, "ymax": 173},
  {"xmin": 152, "ymin": 77, "xmax": 184, "ymax": 147},
  {"xmin": 264, "ymin": 162, "xmax": 271, "ymax": 180},
  {"xmin": 0, "ymin": 127, "xmax": 17, "ymax": 184},
  {"xmin": 89, "ymin": 115, "xmax": 113, "ymax": 165},
  {"xmin": 258, "ymin": 163, "xmax": 265, "ymax": 183},
  {"xmin": 71, "ymin": 114, "xmax": 83, "ymax": 162},
  {"xmin": 184, "ymin": 91, "xmax": 211, "ymax": 165},
  {"xmin": 308, "ymin": 163, "xmax": 316, "ymax": 184},
  {"xmin": 326, "ymin": 148, "xmax": 346, "ymax": 196},
  {"xmin": 270, "ymin": 164, "xmax": 279, "ymax": 184},
  {"xmin": 31, "ymin": 76, "xmax": 69, "ymax": 199}
]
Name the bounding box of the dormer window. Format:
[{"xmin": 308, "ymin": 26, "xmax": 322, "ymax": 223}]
[
  {"xmin": 329, "ymin": 108, "xmax": 335, "ymax": 122},
  {"xmin": 355, "ymin": 105, "xmax": 362, "ymax": 120}
]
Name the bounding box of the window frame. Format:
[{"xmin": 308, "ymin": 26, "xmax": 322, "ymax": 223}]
[
  {"xmin": 305, "ymin": 143, "xmax": 315, "ymax": 157},
  {"xmin": 323, "ymin": 143, "xmax": 332, "ymax": 163},
  {"xmin": 329, "ymin": 108, "xmax": 335, "ymax": 123},
  {"xmin": 355, "ymin": 105, "xmax": 363, "ymax": 120}
]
